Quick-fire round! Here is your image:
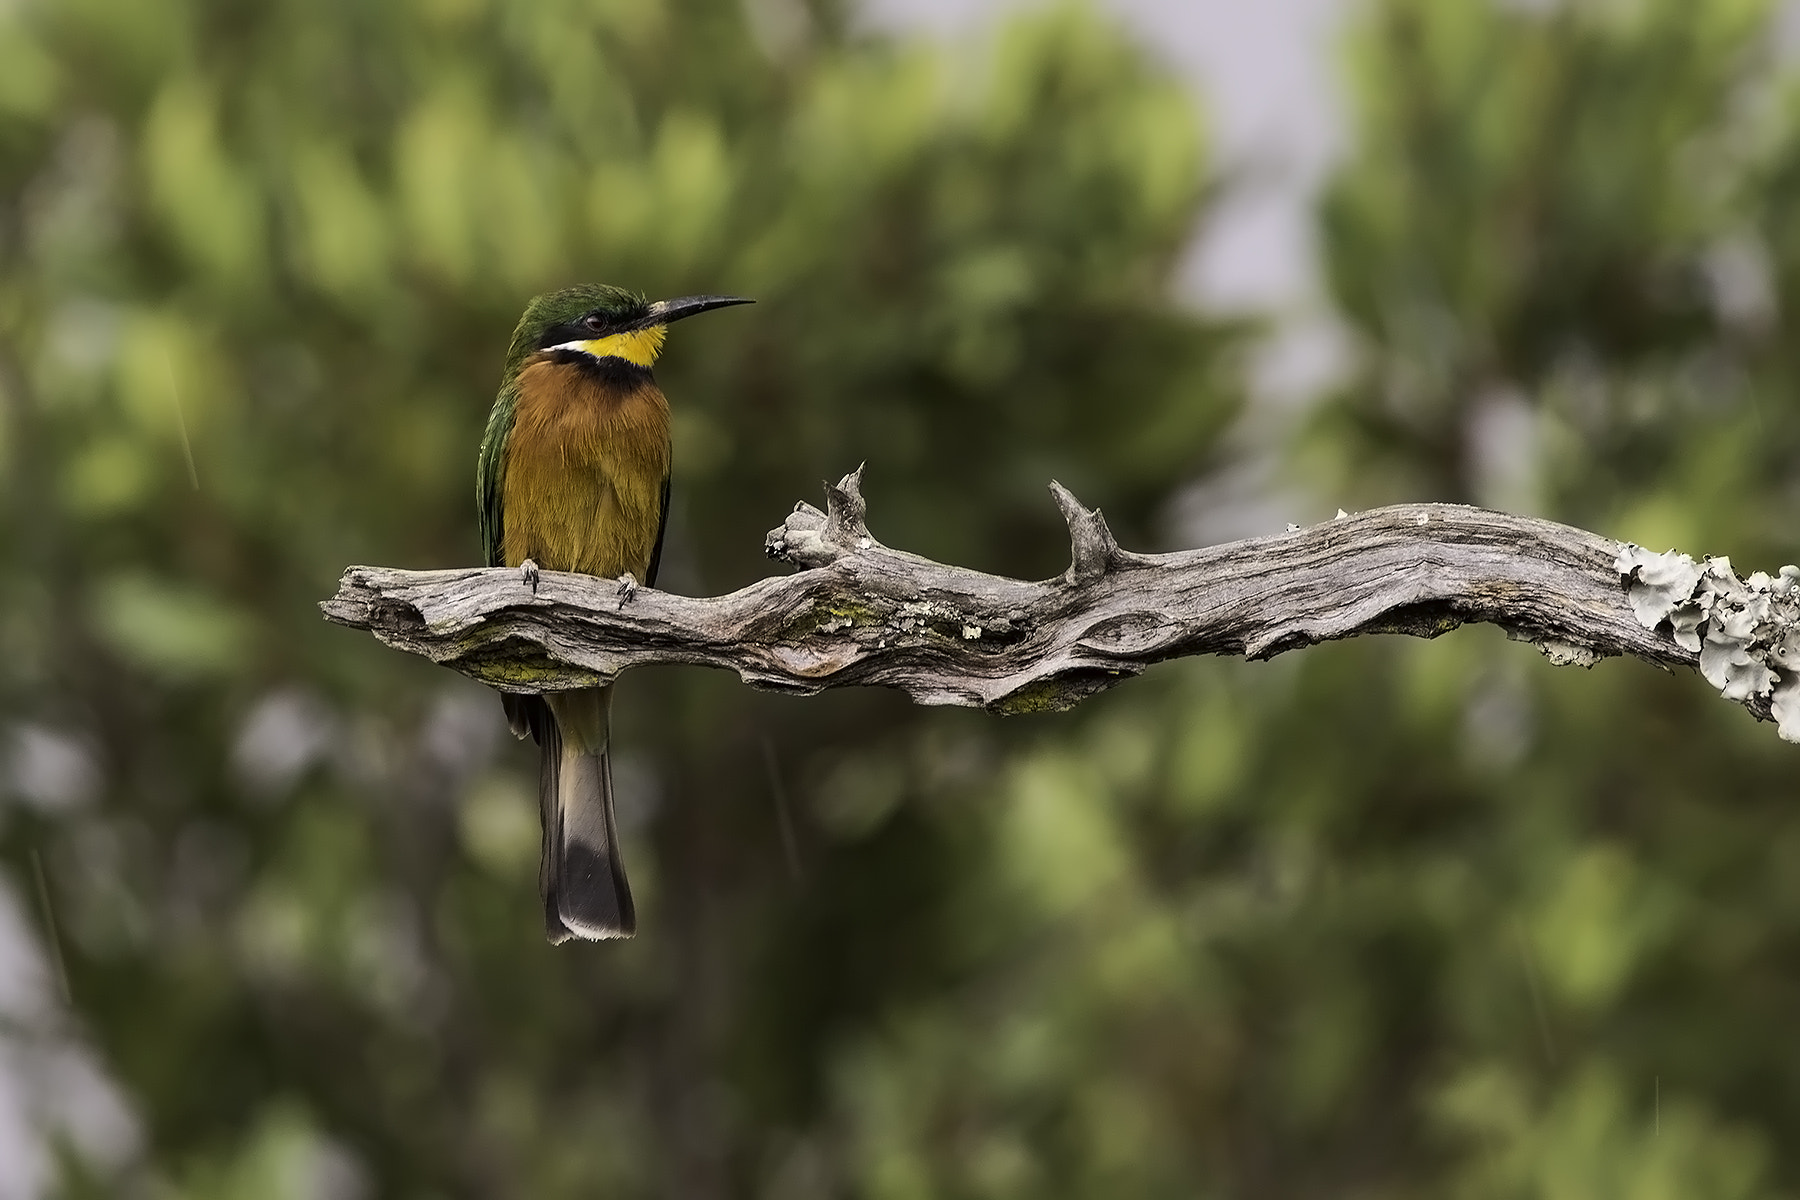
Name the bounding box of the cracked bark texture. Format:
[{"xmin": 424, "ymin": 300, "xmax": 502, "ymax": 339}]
[{"xmin": 320, "ymin": 468, "xmax": 1780, "ymax": 733}]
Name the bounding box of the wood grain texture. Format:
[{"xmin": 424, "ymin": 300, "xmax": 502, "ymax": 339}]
[{"xmin": 323, "ymin": 469, "xmax": 1763, "ymax": 726}]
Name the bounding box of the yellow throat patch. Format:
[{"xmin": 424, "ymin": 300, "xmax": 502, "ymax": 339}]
[{"xmin": 553, "ymin": 325, "xmax": 667, "ymax": 368}]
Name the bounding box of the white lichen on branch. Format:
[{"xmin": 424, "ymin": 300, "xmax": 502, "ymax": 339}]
[
  {"xmin": 1616, "ymin": 545, "xmax": 1800, "ymax": 739},
  {"xmin": 319, "ymin": 468, "xmax": 1797, "ymax": 743}
]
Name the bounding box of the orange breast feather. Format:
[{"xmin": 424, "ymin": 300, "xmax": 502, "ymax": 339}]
[{"xmin": 501, "ymin": 358, "xmax": 671, "ymax": 580}]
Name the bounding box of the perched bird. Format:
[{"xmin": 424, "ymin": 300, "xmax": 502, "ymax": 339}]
[{"xmin": 477, "ymin": 284, "xmax": 751, "ymax": 942}]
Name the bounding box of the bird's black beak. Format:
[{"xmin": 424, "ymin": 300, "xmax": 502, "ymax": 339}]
[{"xmin": 633, "ymin": 295, "xmax": 754, "ymax": 329}]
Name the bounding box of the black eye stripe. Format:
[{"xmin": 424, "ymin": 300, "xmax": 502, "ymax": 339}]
[
  {"xmin": 538, "ymin": 318, "xmax": 607, "ymax": 348},
  {"xmin": 533, "ymin": 305, "xmax": 652, "ymax": 350}
]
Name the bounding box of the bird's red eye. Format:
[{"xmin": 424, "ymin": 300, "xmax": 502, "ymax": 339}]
[{"xmin": 584, "ymin": 314, "xmax": 605, "ymax": 332}]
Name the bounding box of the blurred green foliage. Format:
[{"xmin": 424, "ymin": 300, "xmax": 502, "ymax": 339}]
[{"xmin": 4, "ymin": 0, "xmax": 1800, "ymax": 1195}]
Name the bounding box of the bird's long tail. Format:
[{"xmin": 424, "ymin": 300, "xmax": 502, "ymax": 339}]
[{"xmin": 517, "ymin": 686, "xmax": 636, "ymax": 942}]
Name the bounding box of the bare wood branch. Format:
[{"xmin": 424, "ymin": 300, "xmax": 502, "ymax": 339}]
[{"xmin": 318, "ymin": 470, "xmax": 1800, "ymax": 736}]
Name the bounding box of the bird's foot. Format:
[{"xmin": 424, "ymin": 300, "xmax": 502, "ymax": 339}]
[
  {"xmin": 519, "ymin": 559, "xmax": 540, "ymax": 593},
  {"xmin": 615, "ymin": 573, "xmax": 639, "ymax": 607}
]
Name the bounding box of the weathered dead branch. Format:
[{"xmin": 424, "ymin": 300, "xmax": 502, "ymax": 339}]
[{"xmin": 319, "ymin": 468, "xmax": 1800, "ymax": 737}]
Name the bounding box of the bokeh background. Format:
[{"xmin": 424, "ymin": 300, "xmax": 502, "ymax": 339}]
[{"xmin": 4, "ymin": 0, "xmax": 1800, "ymax": 1195}]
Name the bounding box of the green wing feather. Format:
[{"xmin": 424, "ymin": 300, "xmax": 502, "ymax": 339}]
[
  {"xmin": 481, "ymin": 373, "xmax": 537, "ymax": 742},
  {"xmin": 477, "ymin": 376, "xmax": 518, "ymax": 568},
  {"xmin": 646, "ymin": 472, "xmax": 671, "ymax": 588}
]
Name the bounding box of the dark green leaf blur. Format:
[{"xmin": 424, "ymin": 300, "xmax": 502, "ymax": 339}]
[{"xmin": 0, "ymin": 0, "xmax": 1795, "ymax": 1194}]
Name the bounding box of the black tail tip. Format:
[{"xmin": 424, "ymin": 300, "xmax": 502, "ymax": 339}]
[{"xmin": 546, "ymin": 842, "xmax": 636, "ymax": 942}]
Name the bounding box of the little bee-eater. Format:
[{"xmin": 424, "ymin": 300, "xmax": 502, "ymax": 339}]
[{"xmin": 477, "ymin": 284, "xmax": 750, "ymax": 943}]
